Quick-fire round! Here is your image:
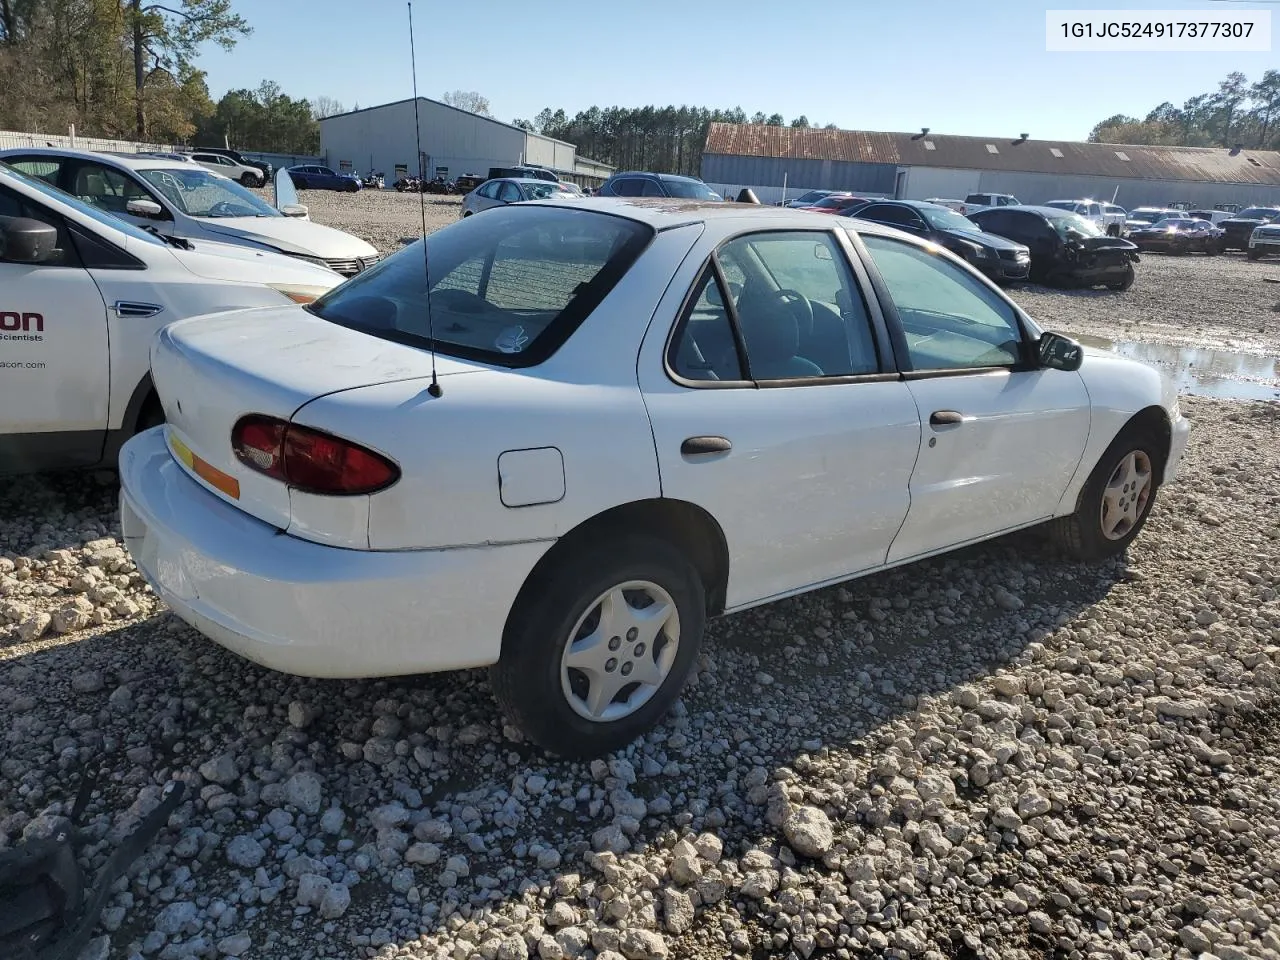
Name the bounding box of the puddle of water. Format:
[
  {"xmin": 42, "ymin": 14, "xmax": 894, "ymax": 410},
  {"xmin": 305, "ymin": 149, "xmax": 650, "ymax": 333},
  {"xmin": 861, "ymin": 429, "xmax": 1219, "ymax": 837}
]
[{"xmin": 1075, "ymin": 334, "xmax": 1280, "ymax": 401}]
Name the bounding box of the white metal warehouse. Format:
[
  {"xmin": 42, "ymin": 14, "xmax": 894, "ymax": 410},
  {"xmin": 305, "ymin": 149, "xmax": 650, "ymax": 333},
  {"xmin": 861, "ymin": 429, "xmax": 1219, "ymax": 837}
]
[
  {"xmin": 701, "ymin": 123, "xmax": 1280, "ymax": 209},
  {"xmin": 318, "ymin": 98, "xmax": 613, "ymax": 186}
]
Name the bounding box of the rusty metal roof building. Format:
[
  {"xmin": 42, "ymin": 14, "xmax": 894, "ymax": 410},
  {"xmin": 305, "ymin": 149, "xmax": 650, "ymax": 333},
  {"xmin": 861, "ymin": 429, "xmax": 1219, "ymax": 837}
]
[{"xmin": 703, "ymin": 123, "xmax": 1280, "ymax": 186}]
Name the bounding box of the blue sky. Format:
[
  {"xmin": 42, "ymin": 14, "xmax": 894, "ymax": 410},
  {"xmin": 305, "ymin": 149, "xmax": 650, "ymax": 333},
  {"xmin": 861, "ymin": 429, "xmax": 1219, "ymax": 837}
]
[{"xmin": 198, "ymin": 0, "xmax": 1279, "ymax": 140}]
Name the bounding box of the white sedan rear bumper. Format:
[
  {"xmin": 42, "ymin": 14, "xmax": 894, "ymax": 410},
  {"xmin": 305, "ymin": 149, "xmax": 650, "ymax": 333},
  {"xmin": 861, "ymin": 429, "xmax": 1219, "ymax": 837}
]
[{"xmin": 118, "ymin": 427, "xmax": 550, "ymax": 678}]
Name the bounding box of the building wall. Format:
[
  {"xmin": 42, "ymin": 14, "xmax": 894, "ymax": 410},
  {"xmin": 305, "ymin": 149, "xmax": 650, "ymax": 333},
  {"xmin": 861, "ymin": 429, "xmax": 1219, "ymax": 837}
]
[
  {"xmin": 321, "ymin": 99, "xmax": 526, "ymax": 180},
  {"xmin": 701, "ymin": 154, "xmax": 898, "ymax": 195},
  {"xmin": 703, "ymin": 152, "xmax": 1280, "ymax": 210},
  {"xmin": 522, "ymin": 133, "xmax": 576, "ymax": 173}
]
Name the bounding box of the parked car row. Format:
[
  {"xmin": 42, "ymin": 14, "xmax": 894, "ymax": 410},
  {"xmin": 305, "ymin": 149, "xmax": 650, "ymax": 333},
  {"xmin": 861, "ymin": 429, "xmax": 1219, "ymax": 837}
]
[{"xmin": 841, "ymin": 199, "xmax": 1138, "ymax": 290}]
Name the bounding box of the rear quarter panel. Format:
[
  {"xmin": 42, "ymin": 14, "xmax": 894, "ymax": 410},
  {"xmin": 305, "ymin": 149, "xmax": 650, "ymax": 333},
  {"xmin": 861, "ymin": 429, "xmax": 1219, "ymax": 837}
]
[
  {"xmin": 299, "ymin": 372, "xmax": 661, "ymax": 550},
  {"xmin": 296, "ymin": 222, "xmax": 707, "ymax": 551}
]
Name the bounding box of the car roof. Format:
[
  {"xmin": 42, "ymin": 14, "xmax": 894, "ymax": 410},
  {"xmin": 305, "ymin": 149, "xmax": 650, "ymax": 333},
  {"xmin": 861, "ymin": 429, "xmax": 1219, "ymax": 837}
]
[
  {"xmin": 863, "ymin": 199, "xmax": 946, "ymax": 209},
  {"xmin": 609, "ymin": 171, "xmax": 706, "ymax": 184},
  {"xmin": 529, "ymin": 196, "xmax": 939, "ymax": 235},
  {"xmin": 0, "ymin": 146, "xmax": 193, "ymax": 172},
  {"xmin": 973, "ymin": 205, "xmax": 1077, "ymax": 218}
]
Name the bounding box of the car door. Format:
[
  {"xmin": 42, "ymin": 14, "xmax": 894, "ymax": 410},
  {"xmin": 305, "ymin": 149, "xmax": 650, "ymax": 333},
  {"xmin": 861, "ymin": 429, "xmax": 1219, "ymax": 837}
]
[
  {"xmin": 637, "ymin": 226, "xmax": 922, "ymax": 608},
  {"xmin": 0, "ymin": 180, "xmax": 110, "ymax": 469},
  {"xmin": 855, "ymin": 233, "xmax": 1090, "ymax": 563}
]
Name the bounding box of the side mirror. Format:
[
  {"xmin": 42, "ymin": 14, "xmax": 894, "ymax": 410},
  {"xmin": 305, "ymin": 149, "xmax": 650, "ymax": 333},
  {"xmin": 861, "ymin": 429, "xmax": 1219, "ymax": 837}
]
[
  {"xmin": 274, "ymin": 165, "xmax": 301, "ymax": 212},
  {"xmin": 1038, "ymin": 331, "xmax": 1083, "ymax": 372},
  {"xmin": 280, "ymin": 204, "xmax": 309, "ymax": 219},
  {"xmin": 0, "ymin": 216, "xmax": 59, "ymax": 263},
  {"xmin": 126, "ymin": 198, "xmax": 164, "ymax": 218}
]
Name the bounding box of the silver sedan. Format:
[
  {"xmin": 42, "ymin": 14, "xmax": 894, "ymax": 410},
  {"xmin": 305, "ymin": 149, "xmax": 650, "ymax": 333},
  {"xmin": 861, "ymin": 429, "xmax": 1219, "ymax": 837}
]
[{"xmin": 461, "ymin": 177, "xmax": 577, "ymax": 217}]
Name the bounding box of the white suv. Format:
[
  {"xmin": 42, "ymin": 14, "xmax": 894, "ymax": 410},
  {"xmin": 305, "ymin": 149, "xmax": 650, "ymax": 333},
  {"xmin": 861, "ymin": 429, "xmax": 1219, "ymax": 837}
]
[
  {"xmin": 0, "ymin": 162, "xmax": 344, "ymax": 474},
  {"xmin": 188, "ymin": 151, "xmax": 264, "ymax": 187}
]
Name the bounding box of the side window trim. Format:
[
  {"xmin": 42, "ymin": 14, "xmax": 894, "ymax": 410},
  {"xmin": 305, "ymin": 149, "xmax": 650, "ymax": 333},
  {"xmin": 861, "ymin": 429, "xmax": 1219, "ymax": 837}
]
[{"xmin": 850, "ymin": 232, "xmax": 1038, "ymax": 377}]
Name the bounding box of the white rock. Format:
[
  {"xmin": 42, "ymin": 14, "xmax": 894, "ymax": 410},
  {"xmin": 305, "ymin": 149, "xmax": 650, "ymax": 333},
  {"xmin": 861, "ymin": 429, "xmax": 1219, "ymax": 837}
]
[{"xmin": 783, "ymin": 806, "xmax": 834, "ymax": 857}]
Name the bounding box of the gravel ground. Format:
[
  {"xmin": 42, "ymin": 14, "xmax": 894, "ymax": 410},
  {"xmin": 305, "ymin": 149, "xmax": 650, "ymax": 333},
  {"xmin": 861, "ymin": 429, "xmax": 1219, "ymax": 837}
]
[{"xmin": 2, "ymin": 191, "xmax": 1280, "ymax": 960}]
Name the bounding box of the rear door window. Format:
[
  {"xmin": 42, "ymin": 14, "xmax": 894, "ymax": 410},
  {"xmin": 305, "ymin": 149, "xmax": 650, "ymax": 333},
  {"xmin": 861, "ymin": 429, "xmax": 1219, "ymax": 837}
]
[
  {"xmin": 3, "ymin": 156, "xmax": 63, "ymax": 187},
  {"xmin": 610, "ymin": 178, "xmax": 645, "ymax": 197}
]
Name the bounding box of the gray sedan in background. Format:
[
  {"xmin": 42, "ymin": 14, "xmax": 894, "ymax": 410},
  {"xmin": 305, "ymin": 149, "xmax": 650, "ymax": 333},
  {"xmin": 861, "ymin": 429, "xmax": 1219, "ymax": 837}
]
[{"xmin": 461, "ymin": 177, "xmax": 578, "ymax": 216}]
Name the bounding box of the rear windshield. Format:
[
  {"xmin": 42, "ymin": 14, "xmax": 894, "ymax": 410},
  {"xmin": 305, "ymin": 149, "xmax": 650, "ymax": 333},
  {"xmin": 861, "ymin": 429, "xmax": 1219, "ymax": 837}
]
[
  {"xmin": 1239, "ymin": 207, "xmax": 1280, "ymax": 219},
  {"xmin": 307, "ymin": 206, "xmax": 653, "ymax": 366}
]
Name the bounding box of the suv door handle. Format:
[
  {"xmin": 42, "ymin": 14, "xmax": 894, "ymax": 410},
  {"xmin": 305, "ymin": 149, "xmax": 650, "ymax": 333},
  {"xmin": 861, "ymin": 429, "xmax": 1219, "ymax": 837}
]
[
  {"xmin": 681, "ymin": 436, "xmax": 732, "ymax": 456},
  {"xmin": 929, "ymin": 410, "xmax": 964, "ymax": 426}
]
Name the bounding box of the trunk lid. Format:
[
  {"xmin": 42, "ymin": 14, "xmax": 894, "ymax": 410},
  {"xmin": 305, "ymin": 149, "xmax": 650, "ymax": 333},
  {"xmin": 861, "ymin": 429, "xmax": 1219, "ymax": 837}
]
[{"xmin": 151, "ymin": 306, "xmax": 482, "ymax": 529}]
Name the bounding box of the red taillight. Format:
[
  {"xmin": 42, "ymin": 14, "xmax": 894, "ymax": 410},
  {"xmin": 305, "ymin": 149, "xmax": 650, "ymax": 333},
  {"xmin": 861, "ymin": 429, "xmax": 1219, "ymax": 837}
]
[{"xmin": 231, "ymin": 414, "xmax": 399, "ymax": 495}]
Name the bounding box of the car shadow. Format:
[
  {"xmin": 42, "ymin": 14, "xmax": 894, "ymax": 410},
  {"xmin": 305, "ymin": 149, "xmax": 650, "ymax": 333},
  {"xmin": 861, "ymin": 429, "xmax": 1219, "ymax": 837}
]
[{"xmin": 0, "ymin": 510, "xmax": 1147, "ymax": 957}]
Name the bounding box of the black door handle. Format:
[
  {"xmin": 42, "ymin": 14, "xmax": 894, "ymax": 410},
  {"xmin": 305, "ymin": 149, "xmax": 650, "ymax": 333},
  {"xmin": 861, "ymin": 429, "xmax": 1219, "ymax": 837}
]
[
  {"xmin": 929, "ymin": 410, "xmax": 964, "ymax": 426},
  {"xmin": 681, "ymin": 436, "xmax": 732, "ymax": 456}
]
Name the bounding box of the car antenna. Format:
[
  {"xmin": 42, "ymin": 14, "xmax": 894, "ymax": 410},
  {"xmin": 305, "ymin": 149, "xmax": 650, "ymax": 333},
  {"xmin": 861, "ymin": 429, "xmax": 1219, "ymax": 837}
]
[{"xmin": 408, "ymin": 0, "xmax": 442, "ymax": 399}]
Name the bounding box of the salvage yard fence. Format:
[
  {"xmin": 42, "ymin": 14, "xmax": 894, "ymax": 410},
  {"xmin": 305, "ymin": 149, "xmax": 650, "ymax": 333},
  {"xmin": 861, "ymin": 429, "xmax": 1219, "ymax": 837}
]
[{"xmin": 0, "ymin": 128, "xmax": 323, "ymax": 171}]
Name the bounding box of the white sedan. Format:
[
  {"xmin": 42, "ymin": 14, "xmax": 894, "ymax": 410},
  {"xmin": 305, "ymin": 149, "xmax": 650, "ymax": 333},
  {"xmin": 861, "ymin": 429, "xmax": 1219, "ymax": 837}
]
[
  {"xmin": 0, "ymin": 148, "xmax": 380, "ymax": 277},
  {"xmin": 117, "ymin": 198, "xmax": 1191, "ymax": 758},
  {"xmin": 0, "ymin": 162, "xmax": 344, "ymax": 474}
]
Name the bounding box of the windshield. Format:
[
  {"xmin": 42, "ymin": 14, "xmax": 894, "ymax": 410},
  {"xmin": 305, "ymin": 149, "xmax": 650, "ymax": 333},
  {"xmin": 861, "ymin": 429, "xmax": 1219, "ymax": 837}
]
[
  {"xmin": 1159, "ymin": 219, "xmax": 1197, "ymax": 229},
  {"xmin": 1239, "ymin": 207, "xmax": 1280, "ymax": 219},
  {"xmin": 795, "ymin": 191, "xmax": 829, "ymax": 204},
  {"xmin": 660, "ymin": 179, "xmax": 721, "ymax": 200},
  {"xmin": 137, "ymin": 167, "xmax": 280, "ymax": 218},
  {"xmin": 1046, "ymin": 212, "xmax": 1105, "ymax": 239},
  {"xmin": 0, "ymin": 161, "xmax": 168, "ymax": 246},
  {"xmin": 921, "ymin": 206, "xmax": 983, "ymax": 232},
  {"xmin": 1043, "ymin": 201, "xmax": 1078, "ymax": 211},
  {"xmin": 307, "ymin": 205, "xmax": 652, "ymax": 366},
  {"xmin": 523, "ymin": 182, "xmax": 572, "ymax": 200}
]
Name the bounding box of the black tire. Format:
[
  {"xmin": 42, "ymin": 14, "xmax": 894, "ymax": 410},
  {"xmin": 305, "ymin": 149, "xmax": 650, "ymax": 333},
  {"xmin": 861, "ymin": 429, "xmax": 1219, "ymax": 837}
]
[
  {"xmin": 1107, "ymin": 264, "xmax": 1135, "ymax": 291},
  {"xmin": 240, "ymin": 173, "xmax": 258, "ymax": 187},
  {"xmin": 1048, "ymin": 425, "xmax": 1163, "ymax": 561},
  {"xmin": 1248, "ymin": 248, "xmax": 1262, "ymax": 261},
  {"xmin": 489, "ymin": 534, "xmax": 706, "ymax": 758},
  {"xmin": 1106, "ymin": 224, "xmax": 1120, "ymax": 237}
]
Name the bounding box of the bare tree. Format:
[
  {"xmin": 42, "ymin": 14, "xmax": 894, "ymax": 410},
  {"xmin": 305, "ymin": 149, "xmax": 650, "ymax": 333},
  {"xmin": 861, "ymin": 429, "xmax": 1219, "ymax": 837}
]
[
  {"xmin": 441, "ymin": 89, "xmax": 491, "ymax": 117},
  {"xmin": 311, "ymin": 94, "xmax": 345, "ymax": 119}
]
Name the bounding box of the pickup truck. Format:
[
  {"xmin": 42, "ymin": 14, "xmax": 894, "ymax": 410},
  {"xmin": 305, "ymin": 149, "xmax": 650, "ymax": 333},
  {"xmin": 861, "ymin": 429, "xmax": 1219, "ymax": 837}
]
[{"xmin": 0, "ymin": 161, "xmax": 343, "ymax": 474}]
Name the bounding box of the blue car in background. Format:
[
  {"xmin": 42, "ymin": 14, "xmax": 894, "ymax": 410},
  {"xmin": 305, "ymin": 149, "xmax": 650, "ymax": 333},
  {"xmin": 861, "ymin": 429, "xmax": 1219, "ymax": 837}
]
[{"xmin": 287, "ymin": 164, "xmax": 361, "ymax": 192}]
